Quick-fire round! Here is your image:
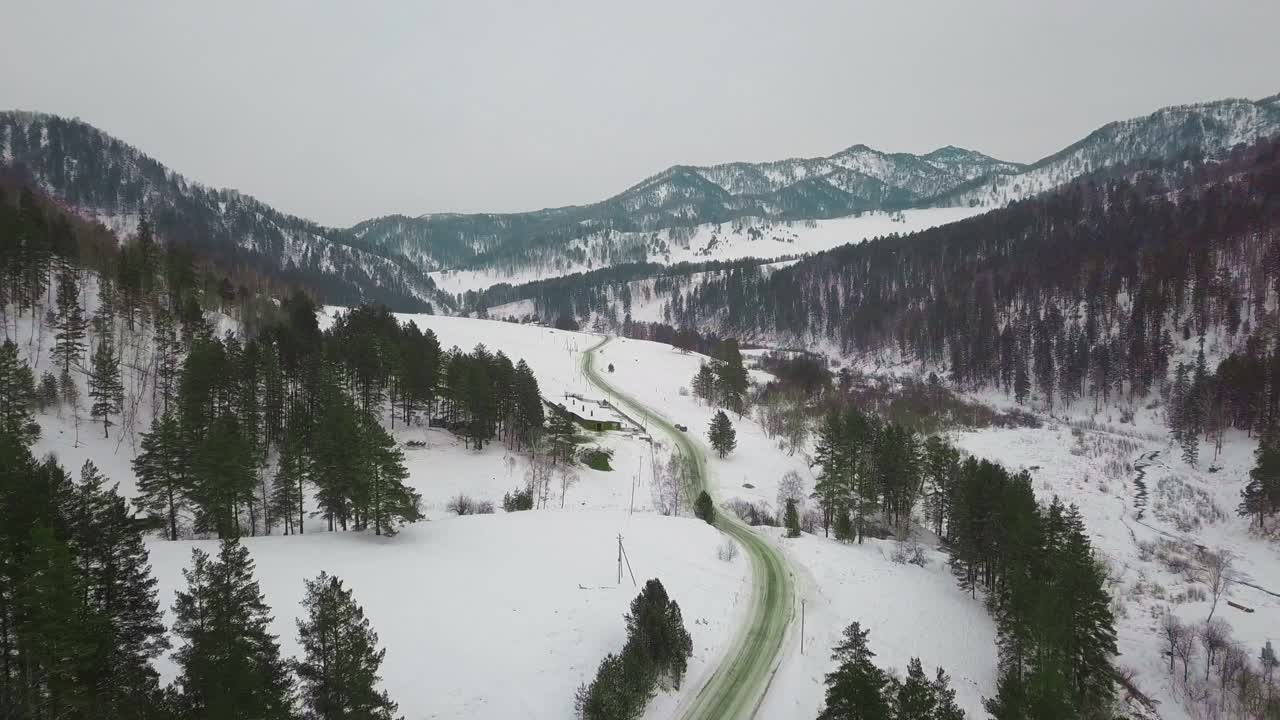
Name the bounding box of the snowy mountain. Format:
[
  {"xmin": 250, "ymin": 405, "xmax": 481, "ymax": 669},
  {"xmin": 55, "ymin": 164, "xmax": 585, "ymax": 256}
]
[
  {"xmin": 929, "ymin": 94, "xmax": 1280, "ymax": 208},
  {"xmin": 5, "ymin": 92, "xmax": 1278, "ymax": 307},
  {"xmin": 0, "ymin": 111, "xmax": 446, "ymax": 312},
  {"xmin": 351, "ymin": 144, "xmax": 1022, "ymax": 273}
]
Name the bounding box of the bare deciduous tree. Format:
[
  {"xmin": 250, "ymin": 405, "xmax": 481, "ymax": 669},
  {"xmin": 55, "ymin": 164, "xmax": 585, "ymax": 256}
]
[
  {"xmin": 557, "ymin": 466, "xmax": 579, "ymax": 509},
  {"xmin": 525, "ymin": 448, "xmax": 555, "ymax": 509},
  {"xmin": 1200, "ymin": 618, "xmax": 1231, "ymax": 681},
  {"xmin": 1174, "ymin": 619, "xmax": 1198, "ymax": 686},
  {"xmin": 776, "ymin": 470, "xmax": 805, "ymax": 522},
  {"xmin": 1162, "ymin": 612, "xmax": 1185, "ymax": 675},
  {"xmin": 651, "ymin": 451, "xmax": 688, "ymax": 516},
  {"xmin": 1202, "ymin": 548, "xmax": 1234, "ymax": 623}
]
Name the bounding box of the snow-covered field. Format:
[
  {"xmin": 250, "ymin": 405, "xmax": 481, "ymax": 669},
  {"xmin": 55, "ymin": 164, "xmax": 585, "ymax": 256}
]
[
  {"xmin": 146, "ymin": 510, "xmax": 747, "ymax": 720},
  {"xmin": 14, "ymin": 301, "xmax": 752, "ymax": 719},
  {"xmin": 761, "ymin": 531, "xmax": 997, "ymax": 719},
  {"xmin": 430, "ymin": 207, "xmax": 985, "ymax": 295}
]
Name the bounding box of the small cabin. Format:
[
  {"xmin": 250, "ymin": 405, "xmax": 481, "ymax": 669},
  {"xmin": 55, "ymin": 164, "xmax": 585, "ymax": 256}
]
[{"xmin": 544, "ymin": 398, "xmax": 623, "ymax": 432}]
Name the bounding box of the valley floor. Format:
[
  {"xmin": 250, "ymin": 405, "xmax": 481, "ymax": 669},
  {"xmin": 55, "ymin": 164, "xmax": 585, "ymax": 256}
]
[{"xmin": 23, "ymin": 300, "xmax": 1273, "ymax": 720}]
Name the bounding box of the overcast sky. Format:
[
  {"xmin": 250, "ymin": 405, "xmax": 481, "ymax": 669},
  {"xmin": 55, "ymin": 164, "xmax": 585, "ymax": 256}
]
[{"xmin": 3, "ymin": 1, "xmax": 1278, "ymax": 226}]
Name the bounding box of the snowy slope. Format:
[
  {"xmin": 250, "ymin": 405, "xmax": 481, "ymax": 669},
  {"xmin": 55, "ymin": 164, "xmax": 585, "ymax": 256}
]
[
  {"xmin": 932, "ymin": 94, "xmax": 1280, "ymax": 209},
  {"xmin": 146, "ymin": 511, "xmax": 749, "ymax": 720},
  {"xmin": 11, "ymin": 295, "xmax": 750, "ymax": 719},
  {"xmin": 430, "ymin": 207, "xmax": 983, "ymax": 296}
]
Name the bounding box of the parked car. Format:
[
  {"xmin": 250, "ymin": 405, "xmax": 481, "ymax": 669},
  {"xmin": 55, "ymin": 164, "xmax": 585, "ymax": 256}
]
[{"xmin": 674, "ymin": 424, "xmax": 688, "ymax": 432}]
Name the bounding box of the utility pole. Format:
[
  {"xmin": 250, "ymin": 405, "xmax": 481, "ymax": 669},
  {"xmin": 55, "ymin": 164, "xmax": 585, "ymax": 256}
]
[
  {"xmin": 617, "ymin": 534, "xmax": 636, "ymax": 587},
  {"xmin": 800, "ymin": 599, "xmax": 806, "ymax": 655}
]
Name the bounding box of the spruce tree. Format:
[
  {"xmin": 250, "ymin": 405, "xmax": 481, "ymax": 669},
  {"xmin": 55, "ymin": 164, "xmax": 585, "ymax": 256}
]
[
  {"xmin": 624, "ymin": 579, "xmax": 693, "ymax": 690},
  {"xmin": 707, "ymin": 410, "xmax": 736, "ymax": 458},
  {"xmin": 712, "ymin": 340, "xmax": 749, "ymax": 415},
  {"xmin": 784, "ymin": 498, "xmax": 801, "ymax": 538},
  {"xmin": 693, "ymin": 490, "xmax": 715, "ymax": 525},
  {"xmin": 134, "ymin": 412, "xmax": 189, "ymax": 540},
  {"xmin": 818, "ymin": 622, "xmax": 891, "ymax": 720},
  {"xmin": 52, "ymin": 263, "xmax": 87, "ymax": 374},
  {"xmin": 296, "ymin": 572, "xmax": 401, "ymax": 720},
  {"xmin": 171, "ymin": 539, "xmax": 295, "ymax": 719},
  {"xmin": 88, "ymin": 333, "xmax": 123, "ymax": 438}
]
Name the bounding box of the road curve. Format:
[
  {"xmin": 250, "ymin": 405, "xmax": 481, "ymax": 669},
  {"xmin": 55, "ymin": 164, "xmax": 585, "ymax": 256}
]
[{"xmin": 582, "ymin": 337, "xmax": 793, "ymax": 720}]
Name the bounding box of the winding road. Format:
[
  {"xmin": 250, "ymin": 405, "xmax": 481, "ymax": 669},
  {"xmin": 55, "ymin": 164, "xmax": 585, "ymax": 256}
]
[{"xmin": 582, "ymin": 337, "xmax": 794, "ymax": 720}]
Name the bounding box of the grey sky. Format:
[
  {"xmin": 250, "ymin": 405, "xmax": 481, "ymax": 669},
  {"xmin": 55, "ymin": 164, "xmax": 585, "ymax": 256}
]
[{"xmin": 3, "ymin": 1, "xmax": 1277, "ymax": 227}]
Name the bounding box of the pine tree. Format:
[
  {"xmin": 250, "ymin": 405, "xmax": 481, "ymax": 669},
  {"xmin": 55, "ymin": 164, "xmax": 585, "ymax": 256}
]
[
  {"xmin": 1013, "ymin": 356, "xmax": 1030, "ymax": 406},
  {"xmin": 36, "ymin": 370, "xmax": 59, "ymax": 410},
  {"xmin": 693, "ymin": 490, "xmax": 715, "ymax": 525},
  {"xmin": 1240, "ymin": 428, "xmax": 1280, "ymax": 530},
  {"xmin": 189, "ymin": 415, "xmax": 256, "ymax": 538},
  {"xmin": 359, "ymin": 412, "xmax": 422, "ymax": 536},
  {"xmin": 52, "ymin": 263, "xmax": 87, "ymax": 374},
  {"xmin": 691, "ymin": 363, "xmax": 715, "ymax": 401},
  {"xmin": 133, "ymin": 412, "xmax": 189, "ymax": 540},
  {"xmin": 272, "ymin": 426, "xmax": 310, "ymax": 536},
  {"xmin": 784, "ymin": 498, "xmax": 801, "ymax": 538},
  {"xmin": 893, "ymin": 658, "xmax": 937, "ymax": 720},
  {"xmin": 707, "ymin": 410, "xmax": 736, "ymax": 458},
  {"xmin": 71, "ymin": 461, "xmax": 171, "ymax": 712},
  {"xmin": 0, "ymin": 339, "xmax": 40, "ymax": 446},
  {"xmin": 296, "ymin": 572, "xmax": 400, "ymax": 720},
  {"xmin": 88, "ymin": 333, "xmax": 122, "ymax": 438},
  {"xmin": 14, "ymin": 524, "xmax": 94, "ymax": 715},
  {"xmin": 818, "ymin": 622, "xmax": 891, "ymax": 720},
  {"xmin": 171, "ymin": 539, "xmax": 295, "ymax": 719},
  {"xmin": 931, "ymin": 667, "xmax": 966, "ymax": 720},
  {"xmin": 834, "ymin": 509, "xmax": 855, "ymax": 543},
  {"xmin": 547, "ymin": 410, "xmax": 582, "ymax": 465},
  {"xmin": 1181, "ymin": 425, "xmax": 1200, "ymax": 468},
  {"xmin": 313, "ymin": 394, "xmax": 361, "ymax": 531},
  {"xmin": 812, "ymin": 411, "xmax": 848, "ymax": 537},
  {"xmin": 712, "ymin": 340, "xmax": 749, "ymax": 415}
]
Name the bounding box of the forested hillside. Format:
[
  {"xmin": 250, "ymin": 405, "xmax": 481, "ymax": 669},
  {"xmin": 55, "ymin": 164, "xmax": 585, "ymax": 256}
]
[
  {"xmin": 0, "ymin": 181, "xmax": 553, "ymax": 716},
  {"xmin": 7, "ymin": 94, "xmax": 1275, "ymax": 290},
  {"xmin": 0, "ymin": 111, "xmax": 444, "ymax": 311},
  {"xmin": 670, "ymin": 138, "xmax": 1280, "ymax": 422}
]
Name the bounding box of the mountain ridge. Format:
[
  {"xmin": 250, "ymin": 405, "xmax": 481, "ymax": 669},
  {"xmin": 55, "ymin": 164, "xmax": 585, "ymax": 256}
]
[{"xmin": 4, "ymin": 92, "xmax": 1278, "ymax": 308}]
